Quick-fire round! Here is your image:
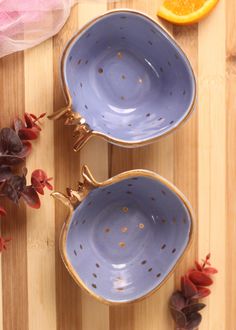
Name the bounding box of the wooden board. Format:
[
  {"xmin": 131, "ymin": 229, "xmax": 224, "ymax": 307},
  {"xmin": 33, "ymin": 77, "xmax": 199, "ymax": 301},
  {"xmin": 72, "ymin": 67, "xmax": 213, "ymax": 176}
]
[{"xmin": 0, "ymin": 0, "xmax": 233, "ymax": 329}]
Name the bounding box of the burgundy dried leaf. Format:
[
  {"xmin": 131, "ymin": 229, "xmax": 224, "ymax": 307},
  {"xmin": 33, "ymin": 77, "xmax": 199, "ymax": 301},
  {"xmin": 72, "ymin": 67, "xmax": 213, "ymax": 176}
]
[
  {"xmin": 0, "ymin": 154, "xmax": 25, "ymax": 166},
  {"xmin": 13, "ymin": 118, "xmax": 25, "ymax": 134},
  {"xmin": 182, "ymin": 303, "xmax": 206, "ymax": 315},
  {"xmin": 31, "ymin": 177, "xmax": 44, "ymax": 195},
  {"xmin": 0, "ymin": 128, "xmax": 23, "ymax": 154},
  {"xmin": 18, "ymin": 127, "xmax": 39, "ymax": 140},
  {"xmin": 185, "ymin": 312, "xmax": 202, "ymax": 330},
  {"xmin": 0, "ymin": 166, "xmax": 13, "ymax": 182},
  {"xmin": 170, "ymin": 306, "xmax": 187, "ymax": 328},
  {"xmin": 203, "ymin": 267, "xmax": 218, "ymax": 275},
  {"xmin": 0, "ymin": 237, "xmax": 11, "ymax": 252},
  {"xmin": 0, "ymin": 206, "xmax": 6, "ymax": 216},
  {"xmin": 181, "ymin": 275, "xmax": 198, "ymax": 298},
  {"xmin": 17, "ymin": 141, "xmax": 32, "ymax": 158},
  {"xmin": 36, "ymin": 112, "xmax": 46, "ymax": 120},
  {"xmin": 45, "ymin": 178, "xmax": 53, "ymax": 190},
  {"xmin": 21, "ymin": 186, "xmax": 40, "ymax": 209},
  {"xmin": 189, "ymin": 271, "xmax": 213, "ymax": 287},
  {"xmin": 169, "ymin": 291, "xmax": 186, "ymax": 310},
  {"xmin": 24, "ymin": 113, "xmax": 34, "ymax": 128},
  {"xmin": 29, "ymin": 113, "xmax": 37, "ymax": 120},
  {"xmin": 30, "ymin": 112, "xmax": 47, "ymax": 123},
  {"xmin": 31, "ymin": 170, "xmax": 53, "ymax": 192},
  {"xmin": 1, "ymin": 175, "xmax": 26, "ymax": 203},
  {"xmin": 195, "ymin": 261, "xmax": 203, "ymax": 271},
  {"xmin": 194, "ymin": 286, "xmax": 211, "ymax": 299}
]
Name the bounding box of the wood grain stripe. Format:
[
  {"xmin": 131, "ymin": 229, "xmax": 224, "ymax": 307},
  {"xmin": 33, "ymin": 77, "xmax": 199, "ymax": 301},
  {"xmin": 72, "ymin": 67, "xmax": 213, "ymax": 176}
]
[
  {"xmin": 173, "ymin": 24, "xmax": 198, "ymax": 287},
  {"xmin": 226, "ymin": 0, "xmax": 236, "ymax": 329},
  {"xmin": 24, "ymin": 37, "xmax": 56, "ymax": 330},
  {"xmin": 0, "ymin": 53, "xmax": 29, "ymax": 330},
  {"xmin": 76, "ymin": 3, "xmax": 110, "ymax": 330},
  {"xmin": 198, "ymin": 1, "xmax": 226, "ymax": 329},
  {"xmin": 53, "ymin": 6, "xmax": 82, "ymax": 330}
]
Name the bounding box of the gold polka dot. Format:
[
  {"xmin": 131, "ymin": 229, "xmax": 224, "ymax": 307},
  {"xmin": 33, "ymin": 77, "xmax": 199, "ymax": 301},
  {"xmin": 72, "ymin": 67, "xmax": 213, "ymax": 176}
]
[
  {"xmin": 121, "ymin": 74, "xmax": 126, "ymax": 79},
  {"xmin": 117, "ymin": 52, "xmax": 123, "ymax": 59},
  {"xmin": 138, "ymin": 78, "xmax": 143, "ymax": 83},
  {"xmin": 119, "ymin": 242, "xmax": 126, "ymax": 248},
  {"xmin": 121, "ymin": 227, "xmax": 128, "ymax": 233},
  {"xmin": 139, "ymin": 223, "xmax": 144, "ymax": 229},
  {"xmin": 104, "ymin": 228, "xmax": 110, "ymax": 233},
  {"xmin": 120, "ymin": 96, "xmax": 125, "ymax": 100},
  {"xmin": 122, "ymin": 207, "xmax": 128, "ymax": 213}
]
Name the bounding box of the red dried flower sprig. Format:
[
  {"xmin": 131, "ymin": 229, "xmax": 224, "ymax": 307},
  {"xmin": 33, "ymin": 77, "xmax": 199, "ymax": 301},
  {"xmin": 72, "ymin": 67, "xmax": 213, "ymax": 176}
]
[
  {"xmin": 169, "ymin": 254, "xmax": 218, "ymax": 330},
  {"xmin": 0, "ymin": 113, "xmax": 52, "ymax": 251}
]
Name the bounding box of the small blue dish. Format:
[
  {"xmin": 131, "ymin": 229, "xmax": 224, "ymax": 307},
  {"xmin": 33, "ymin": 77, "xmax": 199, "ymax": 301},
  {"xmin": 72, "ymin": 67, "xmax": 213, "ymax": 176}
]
[
  {"xmin": 52, "ymin": 166, "xmax": 194, "ymax": 304},
  {"xmin": 49, "ymin": 9, "xmax": 196, "ymax": 151}
]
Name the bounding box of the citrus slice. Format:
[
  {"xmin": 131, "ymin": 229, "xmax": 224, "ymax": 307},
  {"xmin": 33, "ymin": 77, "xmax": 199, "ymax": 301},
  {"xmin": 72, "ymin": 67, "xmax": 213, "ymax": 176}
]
[{"xmin": 157, "ymin": 0, "xmax": 219, "ymax": 25}]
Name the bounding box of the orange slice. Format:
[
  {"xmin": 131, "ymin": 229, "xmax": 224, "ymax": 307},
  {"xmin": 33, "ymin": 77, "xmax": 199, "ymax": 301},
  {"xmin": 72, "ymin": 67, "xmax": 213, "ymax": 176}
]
[{"xmin": 157, "ymin": 0, "xmax": 219, "ymax": 25}]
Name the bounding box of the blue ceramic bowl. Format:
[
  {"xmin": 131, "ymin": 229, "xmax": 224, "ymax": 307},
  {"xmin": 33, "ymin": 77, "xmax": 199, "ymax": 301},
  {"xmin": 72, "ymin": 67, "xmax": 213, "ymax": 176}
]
[
  {"xmin": 50, "ymin": 9, "xmax": 196, "ymax": 151},
  {"xmin": 53, "ymin": 166, "xmax": 194, "ymax": 304}
]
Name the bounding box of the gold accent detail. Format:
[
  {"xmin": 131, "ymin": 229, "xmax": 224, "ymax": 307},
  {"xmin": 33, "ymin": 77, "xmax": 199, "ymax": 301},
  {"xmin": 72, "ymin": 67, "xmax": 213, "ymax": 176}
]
[
  {"xmin": 52, "ymin": 165, "xmax": 99, "ymax": 209},
  {"xmin": 98, "ymin": 68, "xmax": 103, "ymax": 74},
  {"xmin": 119, "ymin": 242, "xmax": 126, "ymax": 248},
  {"xmin": 104, "ymin": 228, "xmax": 110, "ymax": 233},
  {"xmin": 139, "ymin": 223, "xmax": 144, "ymax": 229},
  {"xmin": 48, "ymin": 9, "xmax": 196, "ymax": 152},
  {"xmin": 122, "ymin": 207, "xmax": 128, "ymax": 213},
  {"xmin": 117, "ymin": 51, "xmax": 123, "ymax": 59},
  {"xmin": 121, "ymin": 74, "xmax": 126, "ymax": 79},
  {"xmin": 121, "ymin": 227, "xmax": 128, "ymax": 233}
]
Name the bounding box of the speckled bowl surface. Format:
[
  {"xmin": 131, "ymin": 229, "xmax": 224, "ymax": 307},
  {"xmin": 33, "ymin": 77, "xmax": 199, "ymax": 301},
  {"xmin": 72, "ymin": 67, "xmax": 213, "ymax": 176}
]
[
  {"xmin": 54, "ymin": 9, "xmax": 196, "ymax": 150},
  {"xmin": 53, "ymin": 166, "xmax": 194, "ymax": 304}
]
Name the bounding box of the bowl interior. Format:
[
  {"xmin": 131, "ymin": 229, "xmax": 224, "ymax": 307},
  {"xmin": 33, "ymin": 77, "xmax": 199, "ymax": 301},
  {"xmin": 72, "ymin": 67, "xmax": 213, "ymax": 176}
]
[
  {"xmin": 64, "ymin": 11, "xmax": 195, "ymax": 143},
  {"xmin": 65, "ymin": 175, "xmax": 192, "ymax": 303}
]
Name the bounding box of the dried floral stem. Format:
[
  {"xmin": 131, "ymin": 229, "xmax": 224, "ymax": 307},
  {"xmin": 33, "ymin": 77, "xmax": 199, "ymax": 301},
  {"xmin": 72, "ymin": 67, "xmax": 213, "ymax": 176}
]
[
  {"xmin": 0, "ymin": 112, "xmax": 53, "ymax": 251},
  {"xmin": 169, "ymin": 254, "xmax": 218, "ymax": 330}
]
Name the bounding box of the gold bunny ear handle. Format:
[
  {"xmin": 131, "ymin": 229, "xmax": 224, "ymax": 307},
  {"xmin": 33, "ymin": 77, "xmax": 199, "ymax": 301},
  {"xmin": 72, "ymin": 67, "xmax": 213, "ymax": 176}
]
[
  {"xmin": 51, "ymin": 166, "xmax": 100, "ymax": 209},
  {"xmin": 48, "ymin": 106, "xmax": 72, "ymax": 120},
  {"xmin": 73, "ymin": 124, "xmax": 93, "ymax": 152},
  {"xmin": 51, "ymin": 191, "xmax": 74, "ymax": 210},
  {"xmin": 81, "ymin": 165, "xmax": 100, "ymax": 189}
]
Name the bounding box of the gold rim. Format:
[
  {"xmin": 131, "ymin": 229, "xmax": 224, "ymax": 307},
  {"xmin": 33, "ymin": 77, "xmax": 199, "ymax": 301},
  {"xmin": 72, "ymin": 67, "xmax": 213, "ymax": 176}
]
[
  {"xmin": 57, "ymin": 167, "xmax": 195, "ymax": 305},
  {"xmin": 57, "ymin": 8, "xmax": 197, "ymax": 149}
]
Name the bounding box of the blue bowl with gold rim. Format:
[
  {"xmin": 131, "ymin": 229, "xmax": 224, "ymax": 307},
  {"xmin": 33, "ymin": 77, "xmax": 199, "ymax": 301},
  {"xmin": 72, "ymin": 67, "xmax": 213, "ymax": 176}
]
[
  {"xmin": 50, "ymin": 9, "xmax": 196, "ymax": 151},
  {"xmin": 52, "ymin": 166, "xmax": 194, "ymax": 304}
]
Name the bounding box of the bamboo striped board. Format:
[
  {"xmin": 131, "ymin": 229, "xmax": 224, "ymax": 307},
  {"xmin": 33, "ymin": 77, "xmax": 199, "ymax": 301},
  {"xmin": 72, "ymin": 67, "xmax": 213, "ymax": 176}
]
[{"xmin": 0, "ymin": 0, "xmax": 234, "ymax": 329}]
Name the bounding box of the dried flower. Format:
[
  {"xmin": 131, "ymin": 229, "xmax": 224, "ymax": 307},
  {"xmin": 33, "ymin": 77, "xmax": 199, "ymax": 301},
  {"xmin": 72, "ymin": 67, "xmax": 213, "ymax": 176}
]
[
  {"xmin": 0, "ymin": 237, "xmax": 11, "ymax": 252},
  {"xmin": 0, "ymin": 112, "xmax": 53, "ymax": 252},
  {"xmin": 31, "ymin": 169, "xmax": 53, "ymax": 195},
  {"xmin": 0, "ymin": 206, "xmax": 6, "ymax": 216},
  {"xmin": 169, "ymin": 254, "xmax": 218, "ymax": 330}
]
